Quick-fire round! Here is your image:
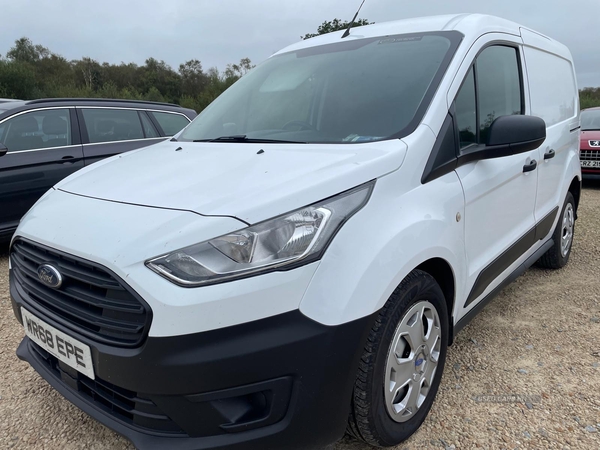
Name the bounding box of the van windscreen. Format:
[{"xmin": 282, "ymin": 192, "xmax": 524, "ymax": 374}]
[{"xmin": 179, "ymin": 31, "xmax": 461, "ymax": 144}]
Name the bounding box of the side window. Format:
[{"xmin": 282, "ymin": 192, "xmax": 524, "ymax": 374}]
[
  {"xmin": 82, "ymin": 109, "xmax": 144, "ymax": 144},
  {"xmin": 455, "ymin": 67, "xmax": 477, "ymax": 148},
  {"xmin": 454, "ymin": 45, "xmax": 523, "ymax": 148},
  {"xmin": 149, "ymin": 112, "xmax": 190, "ymax": 136},
  {"xmin": 139, "ymin": 112, "xmax": 159, "ymax": 138},
  {"xmin": 523, "ymin": 46, "xmax": 576, "ymax": 127},
  {"xmin": 476, "ymin": 46, "xmax": 522, "ymax": 142},
  {"xmin": 0, "ymin": 109, "xmax": 71, "ymax": 152}
]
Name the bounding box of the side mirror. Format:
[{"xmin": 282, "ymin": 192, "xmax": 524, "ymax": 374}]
[
  {"xmin": 459, "ymin": 115, "xmax": 546, "ymax": 165},
  {"xmin": 0, "ymin": 143, "xmax": 7, "ymax": 157},
  {"xmin": 486, "ymin": 115, "xmax": 546, "ymax": 154}
]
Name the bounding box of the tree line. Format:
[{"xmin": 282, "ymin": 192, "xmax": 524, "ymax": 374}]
[
  {"xmin": 580, "ymin": 87, "xmax": 600, "ymax": 110},
  {"xmin": 1, "ymin": 18, "xmax": 598, "ymax": 114},
  {"xmin": 0, "ymin": 20, "xmax": 369, "ymax": 113},
  {"xmin": 0, "ymin": 37, "xmax": 254, "ymax": 113}
]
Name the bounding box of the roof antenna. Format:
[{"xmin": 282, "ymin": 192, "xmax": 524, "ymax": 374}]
[{"xmin": 342, "ymin": 0, "xmax": 367, "ymax": 39}]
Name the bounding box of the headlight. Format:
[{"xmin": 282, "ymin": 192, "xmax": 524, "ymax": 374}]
[{"xmin": 146, "ymin": 181, "xmax": 374, "ymax": 286}]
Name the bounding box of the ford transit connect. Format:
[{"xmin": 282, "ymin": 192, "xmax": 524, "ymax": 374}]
[{"xmin": 9, "ymin": 14, "xmax": 581, "ymax": 450}]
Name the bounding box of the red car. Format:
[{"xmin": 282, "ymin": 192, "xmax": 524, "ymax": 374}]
[{"xmin": 580, "ymin": 107, "xmax": 600, "ymax": 179}]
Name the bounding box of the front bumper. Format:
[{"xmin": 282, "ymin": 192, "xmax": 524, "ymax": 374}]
[
  {"xmin": 581, "ymin": 170, "xmax": 600, "ymax": 180},
  {"xmin": 580, "ymin": 147, "xmax": 600, "ymax": 180},
  {"xmin": 12, "ymin": 275, "xmax": 375, "ymax": 449}
]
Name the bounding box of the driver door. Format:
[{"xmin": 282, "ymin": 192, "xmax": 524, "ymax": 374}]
[{"xmin": 453, "ymin": 43, "xmax": 538, "ymax": 314}]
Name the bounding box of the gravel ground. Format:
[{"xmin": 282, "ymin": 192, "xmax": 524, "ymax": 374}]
[{"xmin": 1, "ymin": 182, "xmax": 599, "ymax": 450}]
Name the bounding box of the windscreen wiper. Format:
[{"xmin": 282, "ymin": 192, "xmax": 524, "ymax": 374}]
[{"xmin": 193, "ymin": 135, "xmax": 305, "ymax": 144}]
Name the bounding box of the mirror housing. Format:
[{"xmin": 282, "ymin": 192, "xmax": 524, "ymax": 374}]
[
  {"xmin": 486, "ymin": 115, "xmax": 546, "ymax": 151},
  {"xmin": 458, "ymin": 115, "xmax": 546, "ymax": 165},
  {"xmin": 0, "ymin": 143, "xmax": 7, "ymax": 157}
]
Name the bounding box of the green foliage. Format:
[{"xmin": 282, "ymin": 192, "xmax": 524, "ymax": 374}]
[
  {"xmin": 0, "ymin": 59, "xmax": 39, "ymax": 99},
  {"xmin": 6, "ymin": 37, "xmax": 50, "ymax": 63},
  {"xmin": 179, "ymin": 59, "xmax": 207, "ymax": 97},
  {"xmin": 302, "ymin": 18, "xmax": 372, "ymax": 40},
  {"xmin": 580, "ymin": 87, "xmax": 600, "ymax": 110},
  {"xmin": 143, "ymin": 86, "xmax": 165, "ymax": 102},
  {"xmin": 0, "ymin": 37, "xmax": 255, "ymax": 113}
]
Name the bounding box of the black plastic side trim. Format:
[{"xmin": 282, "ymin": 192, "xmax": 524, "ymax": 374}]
[
  {"xmin": 464, "ymin": 207, "xmax": 559, "ymax": 307},
  {"xmin": 535, "ymin": 206, "xmax": 559, "ymax": 241},
  {"xmin": 421, "ymin": 114, "xmax": 458, "ymax": 183},
  {"xmin": 454, "ymin": 238, "xmax": 554, "ymax": 336},
  {"xmin": 465, "ymin": 227, "xmax": 536, "ymax": 307}
]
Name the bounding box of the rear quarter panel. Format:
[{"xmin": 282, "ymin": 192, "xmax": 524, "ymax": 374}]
[{"xmin": 520, "ymin": 28, "xmax": 581, "ymax": 230}]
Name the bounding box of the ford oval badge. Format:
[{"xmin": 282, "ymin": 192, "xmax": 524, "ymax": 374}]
[{"xmin": 37, "ymin": 264, "xmax": 63, "ymax": 289}]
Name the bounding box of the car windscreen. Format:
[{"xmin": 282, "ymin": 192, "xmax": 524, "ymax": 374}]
[
  {"xmin": 179, "ymin": 31, "xmax": 461, "ymax": 144},
  {"xmin": 581, "ymin": 109, "xmax": 600, "ymax": 131}
]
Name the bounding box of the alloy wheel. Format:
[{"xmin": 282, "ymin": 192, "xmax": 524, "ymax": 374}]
[
  {"xmin": 561, "ymin": 203, "xmax": 574, "ymax": 257},
  {"xmin": 384, "ymin": 300, "xmax": 442, "ymax": 423}
]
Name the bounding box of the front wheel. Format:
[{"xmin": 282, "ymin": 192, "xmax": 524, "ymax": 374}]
[
  {"xmin": 537, "ymin": 192, "xmax": 575, "ymax": 269},
  {"xmin": 347, "ymin": 270, "xmax": 448, "ymax": 447}
]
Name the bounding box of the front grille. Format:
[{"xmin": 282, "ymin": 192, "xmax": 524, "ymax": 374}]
[
  {"xmin": 29, "ymin": 341, "xmax": 185, "ymax": 435},
  {"xmin": 580, "ymin": 150, "xmax": 600, "ymax": 161},
  {"xmin": 11, "ymin": 239, "xmax": 151, "ymax": 347}
]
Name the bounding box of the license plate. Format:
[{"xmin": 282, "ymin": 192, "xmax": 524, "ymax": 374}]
[
  {"xmin": 21, "ymin": 308, "xmax": 95, "ymax": 379},
  {"xmin": 581, "ymin": 160, "xmax": 600, "ymax": 168}
]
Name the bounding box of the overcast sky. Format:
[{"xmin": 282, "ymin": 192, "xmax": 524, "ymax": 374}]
[{"xmin": 1, "ymin": 0, "xmax": 599, "ymax": 87}]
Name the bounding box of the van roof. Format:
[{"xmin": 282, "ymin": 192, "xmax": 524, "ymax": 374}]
[{"xmin": 274, "ymin": 14, "xmax": 557, "ymax": 56}]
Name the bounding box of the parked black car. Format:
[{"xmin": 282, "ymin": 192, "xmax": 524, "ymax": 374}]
[{"xmin": 0, "ymin": 98, "xmax": 196, "ymax": 240}]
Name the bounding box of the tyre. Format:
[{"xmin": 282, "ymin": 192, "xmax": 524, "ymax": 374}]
[
  {"xmin": 347, "ymin": 270, "xmax": 448, "ymax": 447},
  {"xmin": 537, "ymin": 192, "xmax": 575, "ymax": 269}
]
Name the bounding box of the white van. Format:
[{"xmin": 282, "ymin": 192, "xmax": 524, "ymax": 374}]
[{"xmin": 9, "ymin": 14, "xmax": 580, "ymax": 450}]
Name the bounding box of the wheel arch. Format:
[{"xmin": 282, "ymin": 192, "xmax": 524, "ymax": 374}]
[
  {"xmin": 298, "ymin": 167, "xmax": 466, "ymax": 330},
  {"xmin": 415, "ymin": 258, "xmax": 457, "ymax": 345},
  {"xmin": 568, "ymin": 175, "xmax": 581, "ymax": 218}
]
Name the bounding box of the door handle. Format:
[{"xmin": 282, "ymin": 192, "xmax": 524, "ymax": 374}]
[
  {"xmin": 60, "ymin": 155, "xmax": 75, "ymax": 164},
  {"xmin": 544, "ymin": 149, "xmax": 555, "ymax": 160},
  {"xmin": 523, "ymin": 159, "xmax": 538, "ymax": 173}
]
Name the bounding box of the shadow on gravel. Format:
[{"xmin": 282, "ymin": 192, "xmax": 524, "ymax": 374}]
[
  {"xmin": 0, "ymin": 241, "xmax": 9, "ymax": 257},
  {"xmin": 582, "ymin": 179, "xmax": 600, "ymax": 191}
]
